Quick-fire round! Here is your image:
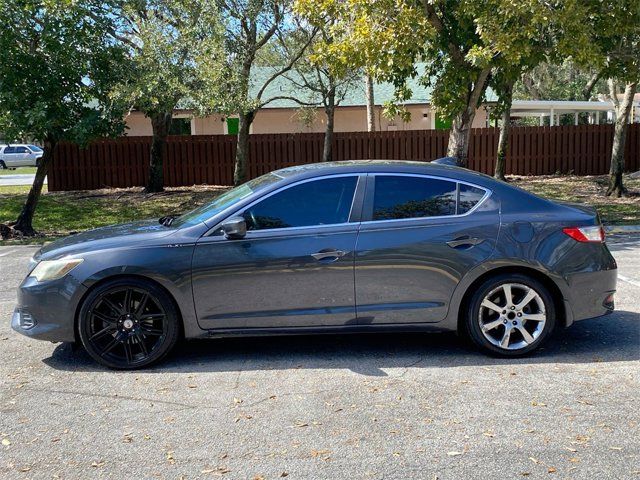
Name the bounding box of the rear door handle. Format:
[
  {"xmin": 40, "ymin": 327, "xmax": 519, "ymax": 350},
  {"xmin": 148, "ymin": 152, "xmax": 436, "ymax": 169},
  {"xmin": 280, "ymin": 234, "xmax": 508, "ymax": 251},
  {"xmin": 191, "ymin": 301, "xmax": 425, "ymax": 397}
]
[
  {"xmin": 446, "ymin": 236, "xmax": 484, "ymax": 249},
  {"xmin": 311, "ymin": 249, "xmax": 348, "ymax": 261}
]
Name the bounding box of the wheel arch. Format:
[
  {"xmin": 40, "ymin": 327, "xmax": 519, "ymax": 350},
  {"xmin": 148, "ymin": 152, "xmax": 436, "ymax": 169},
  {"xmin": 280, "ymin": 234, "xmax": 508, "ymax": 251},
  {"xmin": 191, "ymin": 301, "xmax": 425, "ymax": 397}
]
[{"xmin": 454, "ymin": 265, "xmax": 569, "ymax": 334}]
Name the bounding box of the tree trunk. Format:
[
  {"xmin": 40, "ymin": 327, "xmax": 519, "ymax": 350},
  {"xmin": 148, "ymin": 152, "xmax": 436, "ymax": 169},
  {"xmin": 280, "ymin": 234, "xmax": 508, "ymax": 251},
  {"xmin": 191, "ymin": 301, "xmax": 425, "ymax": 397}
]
[
  {"xmin": 607, "ymin": 81, "xmax": 637, "ymax": 197},
  {"xmin": 365, "ymin": 73, "xmax": 376, "ymax": 132},
  {"xmin": 495, "ymin": 82, "xmax": 514, "ymax": 181},
  {"xmin": 446, "ymin": 68, "xmax": 491, "ymax": 167},
  {"xmin": 13, "ymin": 137, "xmax": 56, "ymax": 236},
  {"xmin": 146, "ymin": 111, "xmax": 172, "ymax": 193},
  {"xmin": 233, "ymin": 110, "xmax": 255, "ymax": 186},
  {"xmin": 323, "ymin": 90, "xmax": 336, "ymax": 163}
]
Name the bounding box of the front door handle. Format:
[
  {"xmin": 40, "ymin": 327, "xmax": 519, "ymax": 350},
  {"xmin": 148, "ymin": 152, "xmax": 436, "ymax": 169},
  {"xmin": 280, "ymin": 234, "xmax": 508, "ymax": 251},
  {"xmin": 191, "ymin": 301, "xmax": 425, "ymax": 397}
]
[
  {"xmin": 311, "ymin": 249, "xmax": 348, "ymax": 261},
  {"xmin": 446, "ymin": 236, "xmax": 484, "ymax": 249}
]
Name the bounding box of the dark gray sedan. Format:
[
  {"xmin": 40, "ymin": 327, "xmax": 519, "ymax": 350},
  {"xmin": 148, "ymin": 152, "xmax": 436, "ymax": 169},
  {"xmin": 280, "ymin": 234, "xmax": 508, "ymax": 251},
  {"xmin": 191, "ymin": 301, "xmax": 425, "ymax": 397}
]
[{"xmin": 12, "ymin": 161, "xmax": 617, "ymax": 369}]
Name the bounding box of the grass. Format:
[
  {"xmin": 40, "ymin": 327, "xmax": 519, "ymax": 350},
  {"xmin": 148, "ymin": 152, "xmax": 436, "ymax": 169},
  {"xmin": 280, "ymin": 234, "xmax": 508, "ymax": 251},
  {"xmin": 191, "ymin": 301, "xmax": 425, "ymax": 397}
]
[
  {"xmin": 0, "ymin": 185, "xmax": 227, "ymax": 243},
  {"xmin": 508, "ymin": 174, "xmax": 640, "ymax": 225},
  {"xmin": 0, "ymin": 174, "xmax": 638, "ymax": 244},
  {"xmin": 0, "ymin": 167, "xmax": 37, "ymax": 176}
]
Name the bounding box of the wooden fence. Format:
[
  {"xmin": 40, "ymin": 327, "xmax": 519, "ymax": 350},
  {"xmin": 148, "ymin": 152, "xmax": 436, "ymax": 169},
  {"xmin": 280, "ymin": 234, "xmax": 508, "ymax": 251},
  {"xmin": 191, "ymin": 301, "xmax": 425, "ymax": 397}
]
[{"xmin": 48, "ymin": 124, "xmax": 640, "ymax": 191}]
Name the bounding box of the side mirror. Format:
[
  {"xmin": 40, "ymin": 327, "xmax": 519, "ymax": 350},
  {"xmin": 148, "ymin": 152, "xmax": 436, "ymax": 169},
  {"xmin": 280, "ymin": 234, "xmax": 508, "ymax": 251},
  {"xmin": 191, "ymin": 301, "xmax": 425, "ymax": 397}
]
[{"xmin": 221, "ymin": 216, "xmax": 246, "ymax": 239}]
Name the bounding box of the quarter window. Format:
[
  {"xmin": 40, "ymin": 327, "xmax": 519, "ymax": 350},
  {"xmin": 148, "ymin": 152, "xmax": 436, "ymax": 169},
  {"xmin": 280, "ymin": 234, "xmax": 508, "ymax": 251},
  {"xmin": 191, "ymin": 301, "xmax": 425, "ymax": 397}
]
[
  {"xmin": 372, "ymin": 176, "xmax": 457, "ymax": 220},
  {"xmin": 458, "ymin": 184, "xmax": 486, "ymax": 214},
  {"xmin": 243, "ymin": 176, "xmax": 358, "ymax": 230}
]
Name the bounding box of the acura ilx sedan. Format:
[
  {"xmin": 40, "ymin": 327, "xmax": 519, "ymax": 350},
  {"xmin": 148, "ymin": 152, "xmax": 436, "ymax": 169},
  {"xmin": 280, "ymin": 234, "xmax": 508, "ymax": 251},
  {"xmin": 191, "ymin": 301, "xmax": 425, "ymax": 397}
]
[{"xmin": 12, "ymin": 161, "xmax": 617, "ymax": 369}]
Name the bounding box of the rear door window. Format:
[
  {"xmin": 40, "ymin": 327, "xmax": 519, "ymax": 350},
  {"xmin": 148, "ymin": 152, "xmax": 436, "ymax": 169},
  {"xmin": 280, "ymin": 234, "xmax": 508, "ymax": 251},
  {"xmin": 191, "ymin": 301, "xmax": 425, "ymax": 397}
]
[{"xmin": 372, "ymin": 175, "xmax": 457, "ymax": 220}]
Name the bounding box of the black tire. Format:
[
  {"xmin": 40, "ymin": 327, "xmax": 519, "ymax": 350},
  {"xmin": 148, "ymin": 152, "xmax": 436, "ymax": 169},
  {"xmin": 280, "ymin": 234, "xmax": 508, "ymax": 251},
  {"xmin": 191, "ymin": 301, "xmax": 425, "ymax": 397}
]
[
  {"xmin": 0, "ymin": 160, "xmax": 6, "ymax": 169},
  {"xmin": 464, "ymin": 273, "xmax": 556, "ymax": 357},
  {"xmin": 78, "ymin": 277, "xmax": 180, "ymax": 369}
]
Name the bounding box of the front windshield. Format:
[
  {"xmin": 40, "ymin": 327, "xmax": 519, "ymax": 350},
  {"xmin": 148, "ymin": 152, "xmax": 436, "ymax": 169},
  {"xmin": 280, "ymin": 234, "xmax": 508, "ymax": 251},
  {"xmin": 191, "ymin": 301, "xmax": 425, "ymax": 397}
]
[{"xmin": 171, "ymin": 172, "xmax": 281, "ymax": 228}]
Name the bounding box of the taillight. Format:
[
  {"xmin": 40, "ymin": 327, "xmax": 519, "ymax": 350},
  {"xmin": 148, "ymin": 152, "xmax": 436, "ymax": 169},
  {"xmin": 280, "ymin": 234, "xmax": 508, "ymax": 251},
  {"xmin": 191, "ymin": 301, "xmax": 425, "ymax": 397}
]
[{"xmin": 562, "ymin": 226, "xmax": 605, "ymax": 243}]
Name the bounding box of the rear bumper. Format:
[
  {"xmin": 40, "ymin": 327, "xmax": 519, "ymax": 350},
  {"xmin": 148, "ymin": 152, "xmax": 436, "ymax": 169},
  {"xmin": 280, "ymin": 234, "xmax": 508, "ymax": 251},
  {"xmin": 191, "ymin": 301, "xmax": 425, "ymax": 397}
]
[{"xmin": 564, "ymin": 268, "xmax": 617, "ymax": 324}]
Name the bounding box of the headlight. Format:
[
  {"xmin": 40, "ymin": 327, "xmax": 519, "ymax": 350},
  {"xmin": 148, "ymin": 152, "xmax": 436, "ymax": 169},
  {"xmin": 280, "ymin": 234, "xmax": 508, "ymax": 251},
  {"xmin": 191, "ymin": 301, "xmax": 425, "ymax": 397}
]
[{"xmin": 30, "ymin": 258, "xmax": 83, "ymax": 282}]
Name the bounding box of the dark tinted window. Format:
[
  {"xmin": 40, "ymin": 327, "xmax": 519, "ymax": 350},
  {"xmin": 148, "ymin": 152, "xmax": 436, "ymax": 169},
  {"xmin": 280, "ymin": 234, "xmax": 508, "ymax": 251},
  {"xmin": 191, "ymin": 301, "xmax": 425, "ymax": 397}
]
[
  {"xmin": 15, "ymin": 147, "xmax": 28, "ymax": 153},
  {"xmin": 372, "ymin": 176, "xmax": 457, "ymax": 220},
  {"xmin": 169, "ymin": 118, "xmax": 191, "ymax": 135},
  {"xmin": 458, "ymin": 184, "xmax": 486, "ymax": 214},
  {"xmin": 3, "ymin": 146, "xmax": 15, "ymax": 154},
  {"xmin": 244, "ymin": 176, "xmax": 358, "ymax": 230}
]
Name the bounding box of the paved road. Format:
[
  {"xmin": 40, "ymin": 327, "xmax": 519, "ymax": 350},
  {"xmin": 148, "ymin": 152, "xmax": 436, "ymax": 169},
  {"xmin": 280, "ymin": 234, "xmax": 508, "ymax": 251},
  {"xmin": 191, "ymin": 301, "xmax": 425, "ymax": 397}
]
[
  {"xmin": 0, "ymin": 174, "xmax": 43, "ymax": 187},
  {"xmin": 0, "ymin": 236, "xmax": 638, "ymax": 479}
]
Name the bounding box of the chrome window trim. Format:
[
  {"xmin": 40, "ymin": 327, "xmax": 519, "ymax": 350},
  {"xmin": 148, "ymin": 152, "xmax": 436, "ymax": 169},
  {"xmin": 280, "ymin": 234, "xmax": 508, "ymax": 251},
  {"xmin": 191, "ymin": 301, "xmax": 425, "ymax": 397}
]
[
  {"xmin": 205, "ymin": 173, "xmax": 364, "ymax": 236},
  {"xmin": 361, "ymin": 172, "xmax": 492, "ymax": 226}
]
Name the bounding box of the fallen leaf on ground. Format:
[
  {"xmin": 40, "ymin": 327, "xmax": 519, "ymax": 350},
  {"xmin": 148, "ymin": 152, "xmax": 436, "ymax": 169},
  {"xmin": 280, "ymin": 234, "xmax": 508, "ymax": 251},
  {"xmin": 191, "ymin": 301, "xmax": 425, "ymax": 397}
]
[
  {"xmin": 2, "ymin": 438, "xmax": 10, "ymax": 446},
  {"xmin": 447, "ymin": 451, "xmax": 463, "ymax": 456}
]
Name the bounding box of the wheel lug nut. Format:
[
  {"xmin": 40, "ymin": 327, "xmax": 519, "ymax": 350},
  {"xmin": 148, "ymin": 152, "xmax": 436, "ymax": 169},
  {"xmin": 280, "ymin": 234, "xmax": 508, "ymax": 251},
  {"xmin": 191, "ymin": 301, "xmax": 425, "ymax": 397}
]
[
  {"xmin": 511, "ymin": 306, "xmax": 516, "ymax": 310},
  {"xmin": 503, "ymin": 320, "xmax": 507, "ymax": 324},
  {"xmin": 512, "ymin": 321, "xmax": 517, "ymax": 325},
  {"xmin": 517, "ymin": 313, "xmax": 522, "ymax": 317}
]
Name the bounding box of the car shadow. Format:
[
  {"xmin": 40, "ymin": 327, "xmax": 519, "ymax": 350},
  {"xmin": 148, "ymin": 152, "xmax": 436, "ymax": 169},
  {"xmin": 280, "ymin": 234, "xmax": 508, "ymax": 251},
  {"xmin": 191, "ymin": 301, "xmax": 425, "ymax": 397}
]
[{"xmin": 43, "ymin": 310, "xmax": 639, "ymax": 375}]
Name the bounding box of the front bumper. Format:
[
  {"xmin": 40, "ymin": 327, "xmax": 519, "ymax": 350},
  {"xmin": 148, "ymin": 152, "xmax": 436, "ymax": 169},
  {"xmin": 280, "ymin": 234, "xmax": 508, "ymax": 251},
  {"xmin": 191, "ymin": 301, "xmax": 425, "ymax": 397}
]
[{"xmin": 11, "ymin": 274, "xmax": 87, "ymax": 343}]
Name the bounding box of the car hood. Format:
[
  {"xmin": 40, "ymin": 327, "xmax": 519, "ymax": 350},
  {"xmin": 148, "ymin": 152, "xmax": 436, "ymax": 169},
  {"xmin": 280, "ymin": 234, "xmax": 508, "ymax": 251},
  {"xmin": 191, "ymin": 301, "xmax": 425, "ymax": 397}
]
[{"xmin": 36, "ymin": 219, "xmax": 177, "ymax": 260}]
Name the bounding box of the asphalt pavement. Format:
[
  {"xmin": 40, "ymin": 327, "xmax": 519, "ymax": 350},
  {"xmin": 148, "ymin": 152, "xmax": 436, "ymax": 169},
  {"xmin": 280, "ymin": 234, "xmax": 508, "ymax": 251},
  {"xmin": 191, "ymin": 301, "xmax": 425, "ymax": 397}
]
[{"xmin": 0, "ymin": 235, "xmax": 638, "ymax": 479}]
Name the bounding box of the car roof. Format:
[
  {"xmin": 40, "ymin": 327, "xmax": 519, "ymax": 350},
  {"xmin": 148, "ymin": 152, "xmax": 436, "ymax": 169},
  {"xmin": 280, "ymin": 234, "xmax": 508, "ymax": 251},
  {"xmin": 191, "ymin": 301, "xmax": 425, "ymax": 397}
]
[{"xmin": 273, "ymin": 160, "xmax": 497, "ymax": 188}]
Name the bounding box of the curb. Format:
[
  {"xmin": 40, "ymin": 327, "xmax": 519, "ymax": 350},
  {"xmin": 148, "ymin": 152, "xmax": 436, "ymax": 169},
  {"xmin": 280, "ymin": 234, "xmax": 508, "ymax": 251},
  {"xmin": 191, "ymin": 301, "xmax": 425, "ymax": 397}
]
[{"xmin": 605, "ymin": 225, "xmax": 640, "ymax": 234}]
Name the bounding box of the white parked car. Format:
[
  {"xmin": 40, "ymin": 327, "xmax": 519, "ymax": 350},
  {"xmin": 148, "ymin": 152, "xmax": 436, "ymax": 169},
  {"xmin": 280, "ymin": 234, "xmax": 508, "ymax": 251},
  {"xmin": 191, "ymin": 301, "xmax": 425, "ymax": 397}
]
[{"xmin": 0, "ymin": 144, "xmax": 44, "ymax": 168}]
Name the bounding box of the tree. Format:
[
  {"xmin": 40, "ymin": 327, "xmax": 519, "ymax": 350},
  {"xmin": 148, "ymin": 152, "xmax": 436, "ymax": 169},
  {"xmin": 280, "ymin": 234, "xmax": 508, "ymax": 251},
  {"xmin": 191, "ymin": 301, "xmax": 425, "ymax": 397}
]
[
  {"xmin": 365, "ymin": 73, "xmax": 376, "ymax": 132},
  {"xmin": 0, "ymin": 0, "xmax": 128, "ymax": 236},
  {"xmin": 606, "ymin": 80, "xmax": 637, "ymax": 196},
  {"xmin": 517, "ymin": 60, "xmax": 607, "ymax": 102},
  {"xmin": 564, "ymin": 0, "xmax": 640, "ymax": 196},
  {"xmin": 283, "ymin": 20, "xmax": 361, "ymax": 162},
  {"xmin": 199, "ymin": 1, "xmax": 315, "ymax": 186},
  {"xmin": 295, "ymin": 0, "xmax": 568, "ymax": 167},
  {"xmin": 109, "ymin": 1, "xmax": 224, "ymax": 193}
]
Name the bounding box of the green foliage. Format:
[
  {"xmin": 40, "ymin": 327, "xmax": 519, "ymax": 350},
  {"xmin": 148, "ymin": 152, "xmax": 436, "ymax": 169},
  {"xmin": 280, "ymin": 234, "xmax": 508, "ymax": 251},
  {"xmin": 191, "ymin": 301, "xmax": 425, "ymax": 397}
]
[
  {"xmin": 196, "ymin": 0, "xmax": 308, "ymax": 116},
  {"xmin": 0, "ymin": 0, "xmax": 129, "ymax": 144},
  {"xmin": 295, "ymin": 0, "xmax": 567, "ymax": 121},
  {"xmin": 515, "ymin": 60, "xmax": 607, "ymax": 101},
  {"xmin": 111, "ymin": 0, "xmax": 226, "ymax": 118}
]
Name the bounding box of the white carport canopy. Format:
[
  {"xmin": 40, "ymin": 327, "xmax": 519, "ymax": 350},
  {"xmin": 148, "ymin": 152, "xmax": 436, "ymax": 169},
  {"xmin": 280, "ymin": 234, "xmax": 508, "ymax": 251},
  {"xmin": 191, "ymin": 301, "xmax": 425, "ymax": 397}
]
[{"xmin": 508, "ymin": 100, "xmax": 616, "ymax": 126}]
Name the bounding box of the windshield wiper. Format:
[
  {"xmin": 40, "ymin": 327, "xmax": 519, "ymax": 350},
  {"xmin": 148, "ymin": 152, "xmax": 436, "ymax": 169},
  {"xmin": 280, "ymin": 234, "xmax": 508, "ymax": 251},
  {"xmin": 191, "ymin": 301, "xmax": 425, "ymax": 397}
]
[{"xmin": 159, "ymin": 215, "xmax": 178, "ymax": 227}]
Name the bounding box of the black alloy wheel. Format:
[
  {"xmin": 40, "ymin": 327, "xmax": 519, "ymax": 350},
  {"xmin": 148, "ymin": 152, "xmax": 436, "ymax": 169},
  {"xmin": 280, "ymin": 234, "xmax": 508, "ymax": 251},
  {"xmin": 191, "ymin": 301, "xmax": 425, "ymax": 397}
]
[{"xmin": 78, "ymin": 278, "xmax": 179, "ymax": 369}]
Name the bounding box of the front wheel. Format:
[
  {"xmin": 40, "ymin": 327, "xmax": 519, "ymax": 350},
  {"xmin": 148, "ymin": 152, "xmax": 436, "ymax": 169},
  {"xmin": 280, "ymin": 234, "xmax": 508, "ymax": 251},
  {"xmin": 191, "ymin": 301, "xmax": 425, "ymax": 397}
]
[
  {"xmin": 465, "ymin": 274, "xmax": 556, "ymax": 357},
  {"xmin": 0, "ymin": 160, "xmax": 6, "ymax": 169},
  {"xmin": 78, "ymin": 278, "xmax": 180, "ymax": 369}
]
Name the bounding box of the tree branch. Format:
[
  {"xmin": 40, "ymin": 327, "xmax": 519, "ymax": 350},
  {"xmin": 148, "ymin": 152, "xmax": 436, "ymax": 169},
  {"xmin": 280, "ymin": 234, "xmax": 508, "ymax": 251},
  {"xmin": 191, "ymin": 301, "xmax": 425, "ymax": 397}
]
[
  {"xmin": 255, "ymin": 26, "xmax": 318, "ymax": 102},
  {"xmin": 582, "ymin": 71, "xmax": 602, "ymax": 101},
  {"xmin": 259, "ymin": 96, "xmax": 320, "ymax": 109}
]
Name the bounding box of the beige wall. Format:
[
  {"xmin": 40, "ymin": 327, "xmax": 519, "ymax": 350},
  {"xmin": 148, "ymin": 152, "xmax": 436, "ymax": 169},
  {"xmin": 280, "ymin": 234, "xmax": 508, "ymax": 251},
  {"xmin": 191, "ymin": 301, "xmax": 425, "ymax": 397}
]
[{"xmin": 123, "ymin": 105, "xmax": 489, "ymax": 137}]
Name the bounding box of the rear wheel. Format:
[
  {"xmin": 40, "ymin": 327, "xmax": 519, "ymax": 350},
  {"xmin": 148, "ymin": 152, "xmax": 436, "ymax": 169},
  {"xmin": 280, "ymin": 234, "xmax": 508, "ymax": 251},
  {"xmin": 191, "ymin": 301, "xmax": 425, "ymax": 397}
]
[
  {"xmin": 465, "ymin": 274, "xmax": 556, "ymax": 357},
  {"xmin": 78, "ymin": 278, "xmax": 180, "ymax": 369},
  {"xmin": 0, "ymin": 160, "xmax": 6, "ymax": 169}
]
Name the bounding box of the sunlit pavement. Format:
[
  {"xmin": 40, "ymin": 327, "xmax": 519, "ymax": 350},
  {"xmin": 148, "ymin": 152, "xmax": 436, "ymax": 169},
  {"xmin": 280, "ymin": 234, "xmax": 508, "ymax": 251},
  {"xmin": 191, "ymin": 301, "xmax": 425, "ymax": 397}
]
[{"xmin": 0, "ymin": 236, "xmax": 638, "ymax": 479}]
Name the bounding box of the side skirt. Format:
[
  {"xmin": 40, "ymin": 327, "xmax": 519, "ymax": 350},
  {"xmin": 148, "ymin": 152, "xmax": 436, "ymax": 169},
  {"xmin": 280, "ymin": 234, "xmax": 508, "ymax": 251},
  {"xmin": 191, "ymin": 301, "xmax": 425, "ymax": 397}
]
[{"xmin": 191, "ymin": 322, "xmax": 457, "ymax": 340}]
